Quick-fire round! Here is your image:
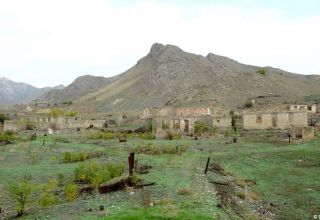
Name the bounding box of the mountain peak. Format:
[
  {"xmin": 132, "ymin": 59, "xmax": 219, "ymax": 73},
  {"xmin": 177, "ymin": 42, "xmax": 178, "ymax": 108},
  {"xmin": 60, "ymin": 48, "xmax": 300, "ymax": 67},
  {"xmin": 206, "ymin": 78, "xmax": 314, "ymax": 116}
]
[{"xmin": 149, "ymin": 43, "xmax": 183, "ymax": 57}]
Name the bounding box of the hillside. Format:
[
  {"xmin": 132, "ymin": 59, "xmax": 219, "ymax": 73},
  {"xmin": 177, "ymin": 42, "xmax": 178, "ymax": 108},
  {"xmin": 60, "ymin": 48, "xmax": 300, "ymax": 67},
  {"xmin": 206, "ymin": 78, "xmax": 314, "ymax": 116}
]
[
  {"xmin": 72, "ymin": 43, "xmax": 320, "ymax": 113},
  {"xmin": 33, "ymin": 75, "xmax": 114, "ymax": 106},
  {"xmin": 0, "ymin": 77, "xmax": 63, "ymax": 105}
]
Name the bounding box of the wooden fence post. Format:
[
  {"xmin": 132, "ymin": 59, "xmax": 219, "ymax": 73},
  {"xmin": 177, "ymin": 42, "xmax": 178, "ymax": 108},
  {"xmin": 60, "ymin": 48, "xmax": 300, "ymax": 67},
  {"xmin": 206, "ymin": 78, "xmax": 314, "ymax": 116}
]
[
  {"xmin": 204, "ymin": 157, "xmax": 210, "ymax": 175},
  {"xmin": 128, "ymin": 153, "xmax": 135, "ymax": 176}
]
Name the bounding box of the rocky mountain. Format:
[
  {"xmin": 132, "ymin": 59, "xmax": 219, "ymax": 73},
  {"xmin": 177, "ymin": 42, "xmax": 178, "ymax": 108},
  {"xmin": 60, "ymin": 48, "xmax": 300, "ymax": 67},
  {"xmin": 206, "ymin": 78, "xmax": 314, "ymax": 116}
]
[
  {"xmin": 34, "ymin": 75, "xmax": 114, "ymax": 106},
  {"xmin": 72, "ymin": 43, "xmax": 320, "ymax": 113},
  {"xmin": 0, "ymin": 77, "xmax": 64, "ymax": 105}
]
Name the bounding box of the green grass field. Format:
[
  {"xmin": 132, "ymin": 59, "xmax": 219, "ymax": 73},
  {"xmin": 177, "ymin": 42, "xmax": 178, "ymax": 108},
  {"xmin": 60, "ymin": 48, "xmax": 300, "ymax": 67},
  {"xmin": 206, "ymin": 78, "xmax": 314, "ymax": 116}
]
[{"xmin": 0, "ymin": 132, "xmax": 319, "ymax": 220}]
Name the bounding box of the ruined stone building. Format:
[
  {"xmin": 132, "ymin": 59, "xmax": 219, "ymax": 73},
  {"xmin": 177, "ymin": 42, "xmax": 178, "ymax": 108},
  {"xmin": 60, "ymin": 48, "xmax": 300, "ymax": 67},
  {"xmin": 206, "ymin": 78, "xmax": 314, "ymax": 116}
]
[
  {"xmin": 243, "ymin": 111, "xmax": 308, "ymax": 130},
  {"xmin": 289, "ymin": 104, "xmax": 316, "ymax": 113}
]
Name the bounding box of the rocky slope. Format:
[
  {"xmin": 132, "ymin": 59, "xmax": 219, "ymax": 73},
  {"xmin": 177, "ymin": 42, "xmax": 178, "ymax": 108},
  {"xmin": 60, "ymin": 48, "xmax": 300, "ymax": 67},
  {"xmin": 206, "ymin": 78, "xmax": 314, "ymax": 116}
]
[
  {"xmin": 0, "ymin": 77, "xmax": 64, "ymax": 105},
  {"xmin": 33, "ymin": 75, "xmax": 114, "ymax": 106},
  {"xmin": 72, "ymin": 43, "xmax": 320, "ymax": 112}
]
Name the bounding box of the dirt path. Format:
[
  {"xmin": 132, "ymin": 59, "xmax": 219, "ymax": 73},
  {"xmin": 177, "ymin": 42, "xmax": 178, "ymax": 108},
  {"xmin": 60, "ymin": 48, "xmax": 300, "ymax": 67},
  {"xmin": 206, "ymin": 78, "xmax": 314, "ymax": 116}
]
[{"xmin": 208, "ymin": 162, "xmax": 275, "ymax": 220}]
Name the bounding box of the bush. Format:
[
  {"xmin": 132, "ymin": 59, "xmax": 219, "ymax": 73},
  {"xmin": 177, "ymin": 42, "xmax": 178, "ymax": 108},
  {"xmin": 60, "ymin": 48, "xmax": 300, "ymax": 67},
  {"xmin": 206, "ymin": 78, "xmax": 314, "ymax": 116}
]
[
  {"xmin": 20, "ymin": 118, "xmax": 36, "ymax": 130},
  {"xmin": 165, "ymin": 131, "xmax": 174, "ymax": 140},
  {"xmin": 62, "ymin": 151, "xmax": 104, "ymax": 163},
  {"xmin": 57, "ymin": 173, "xmax": 64, "ymax": 187},
  {"xmin": 0, "ymin": 130, "xmax": 14, "ymax": 142},
  {"xmin": 178, "ymin": 187, "xmax": 191, "ymax": 195},
  {"xmin": 64, "ymin": 184, "xmax": 79, "ymax": 202},
  {"xmin": 39, "ymin": 178, "xmax": 59, "ymax": 207},
  {"xmin": 0, "ymin": 114, "xmax": 9, "ymax": 125},
  {"xmin": 7, "ymin": 178, "xmax": 33, "ymax": 216},
  {"xmin": 87, "ymin": 131, "xmax": 103, "ymax": 139},
  {"xmin": 257, "ymin": 69, "xmax": 266, "ymax": 75},
  {"xmin": 133, "ymin": 144, "xmax": 188, "ymax": 155},
  {"xmin": 236, "ymin": 191, "xmax": 246, "ymax": 200},
  {"xmin": 244, "ymin": 99, "xmax": 253, "ymax": 108},
  {"xmin": 102, "ymin": 132, "xmax": 114, "ymax": 140},
  {"xmin": 140, "ymin": 132, "xmax": 155, "ymax": 140},
  {"xmin": 54, "ymin": 136, "xmax": 69, "ymax": 143},
  {"xmin": 74, "ymin": 161, "xmax": 124, "ymax": 185}
]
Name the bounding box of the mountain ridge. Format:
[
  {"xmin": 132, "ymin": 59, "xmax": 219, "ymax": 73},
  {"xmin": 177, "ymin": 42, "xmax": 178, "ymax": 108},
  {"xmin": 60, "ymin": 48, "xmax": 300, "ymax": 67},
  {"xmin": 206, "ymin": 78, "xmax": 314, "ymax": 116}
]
[{"xmin": 70, "ymin": 43, "xmax": 320, "ymax": 113}]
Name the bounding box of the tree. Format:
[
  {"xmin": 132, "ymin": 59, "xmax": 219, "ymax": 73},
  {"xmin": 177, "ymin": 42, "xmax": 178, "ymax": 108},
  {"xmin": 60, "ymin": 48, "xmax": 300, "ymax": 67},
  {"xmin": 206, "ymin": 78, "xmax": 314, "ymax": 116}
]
[
  {"xmin": 48, "ymin": 108, "xmax": 64, "ymax": 118},
  {"xmin": 0, "ymin": 114, "xmax": 9, "ymax": 125}
]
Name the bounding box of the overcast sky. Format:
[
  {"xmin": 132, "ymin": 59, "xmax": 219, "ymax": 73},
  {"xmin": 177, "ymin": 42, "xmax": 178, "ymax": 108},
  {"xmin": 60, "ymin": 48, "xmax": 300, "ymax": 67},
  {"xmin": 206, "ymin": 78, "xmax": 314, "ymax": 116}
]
[{"xmin": 0, "ymin": 0, "xmax": 319, "ymax": 87}]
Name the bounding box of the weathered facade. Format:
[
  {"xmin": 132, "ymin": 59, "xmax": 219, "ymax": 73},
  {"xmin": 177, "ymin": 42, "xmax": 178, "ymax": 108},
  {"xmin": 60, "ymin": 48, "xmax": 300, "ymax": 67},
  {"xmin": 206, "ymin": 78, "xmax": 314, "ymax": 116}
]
[
  {"xmin": 243, "ymin": 111, "xmax": 308, "ymax": 130},
  {"xmin": 4, "ymin": 116, "xmax": 105, "ymax": 132},
  {"xmin": 289, "ymin": 104, "xmax": 316, "ymax": 113}
]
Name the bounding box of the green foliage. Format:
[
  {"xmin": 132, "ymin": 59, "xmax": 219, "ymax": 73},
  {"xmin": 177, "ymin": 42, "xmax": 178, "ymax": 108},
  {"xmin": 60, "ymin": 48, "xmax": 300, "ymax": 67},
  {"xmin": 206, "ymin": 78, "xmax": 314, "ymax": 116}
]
[
  {"xmin": 7, "ymin": 178, "xmax": 33, "ymax": 216},
  {"xmin": 133, "ymin": 143, "xmax": 188, "ymax": 155},
  {"xmin": 65, "ymin": 111, "xmax": 78, "ymax": 117},
  {"xmin": 74, "ymin": 161, "xmax": 124, "ymax": 185},
  {"xmin": 87, "ymin": 130, "xmax": 103, "ymax": 139},
  {"xmin": 257, "ymin": 68, "xmax": 266, "ymax": 75},
  {"xmin": 140, "ymin": 132, "xmax": 155, "ymax": 140},
  {"xmin": 63, "ymin": 184, "xmax": 79, "ymax": 202},
  {"xmin": 20, "ymin": 118, "xmax": 36, "ymax": 130},
  {"xmin": 0, "ymin": 130, "xmax": 14, "ymax": 142},
  {"xmin": 39, "ymin": 178, "xmax": 59, "ymax": 207},
  {"xmin": 178, "ymin": 187, "xmax": 191, "ymax": 195},
  {"xmin": 244, "ymin": 99, "xmax": 253, "ymax": 108},
  {"xmin": 30, "ymin": 153, "xmax": 39, "ymax": 165},
  {"xmin": 102, "ymin": 131, "xmax": 115, "ymax": 140},
  {"xmin": 162, "ymin": 121, "xmax": 169, "ymax": 129},
  {"xmin": 194, "ymin": 121, "xmax": 213, "ymax": 135},
  {"xmin": 0, "ymin": 113, "xmax": 9, "ymax": 125},
  {"xmin": 57, "ymin": 173, "xmax": 65, "ymax": 187},
  {"xmin": 62, "ymin": 151, "xmax": 104, "ymax": 163},
  {"xmin": 48, "ymin": 108, "xmax": 64, "ymax": 118},
  {"xmin": 229, "ymin": 110, "xmax": 237, "ymax": 131},
  {"xmin": 54, "ymin": 136, "xmax": 69, "ymax": 143}
]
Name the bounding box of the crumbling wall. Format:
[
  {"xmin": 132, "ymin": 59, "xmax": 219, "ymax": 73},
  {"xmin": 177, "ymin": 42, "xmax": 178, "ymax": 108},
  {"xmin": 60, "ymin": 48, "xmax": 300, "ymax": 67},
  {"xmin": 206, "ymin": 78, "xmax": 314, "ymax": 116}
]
[
  {"xmin": 244, "ymin": 112, "xmax": 308, "ymax": 130},
  {"xmin": 301, "ymin": 127, "xmax": 315, "ymax": 141},
  {"xmin": 212, "ymin": 115, "xmax": 231, "ymax": 128}
]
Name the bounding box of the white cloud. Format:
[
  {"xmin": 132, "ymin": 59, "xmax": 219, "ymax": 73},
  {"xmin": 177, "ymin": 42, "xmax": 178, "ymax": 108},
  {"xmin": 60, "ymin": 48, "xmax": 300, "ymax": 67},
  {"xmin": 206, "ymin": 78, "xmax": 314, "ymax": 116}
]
[{"xmin": 0, "ymin": 0, "xmax": 319, "ymax": 87}]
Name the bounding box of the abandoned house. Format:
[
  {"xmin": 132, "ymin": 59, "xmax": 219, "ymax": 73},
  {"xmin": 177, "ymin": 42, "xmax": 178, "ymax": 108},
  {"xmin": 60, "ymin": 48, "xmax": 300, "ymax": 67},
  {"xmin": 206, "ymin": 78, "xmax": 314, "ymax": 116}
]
[
  {"xmin": 289, "ymin": 104, "xmax": 316, "ymax": 113},
  {"xmin": 243, "ymin": 111, "xmax": 308, "ymax": 130}
]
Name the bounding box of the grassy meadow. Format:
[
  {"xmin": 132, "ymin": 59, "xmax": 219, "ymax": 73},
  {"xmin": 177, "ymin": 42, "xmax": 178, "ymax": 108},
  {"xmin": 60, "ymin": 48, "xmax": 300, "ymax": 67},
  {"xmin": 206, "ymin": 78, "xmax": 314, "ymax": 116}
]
[{"xmin": 0, "ymin": 131, "xmax": 319, "ymax": 220}]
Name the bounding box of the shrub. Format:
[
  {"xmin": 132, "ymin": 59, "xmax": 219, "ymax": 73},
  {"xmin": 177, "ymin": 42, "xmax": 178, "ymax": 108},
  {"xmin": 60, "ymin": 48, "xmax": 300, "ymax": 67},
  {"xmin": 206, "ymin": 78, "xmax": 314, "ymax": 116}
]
[
  {"xmin": 249, "ymin": 191, "xmax": 258, "ymax": 201},
  {"xmin": 257, "ymin": 69, "xmax": 266, "ymax": 75},
  {"xmin": 0, "ymin": 114, "xmax": 9, "ymax": 125},
  {"xmin": 48, "ymin": 108, "xmax": 64, "ymax": 118},
  {"xmin": 30, "ymin": 153, "xmax": 39, "ymax": 165},
  {"xmin": 0, "ymin": 130, "xmax": 14, "ymax": 142},
  {"xmin": 102, "ymin": 132, "xmax": 114, "ymax": 140},
  {"xmin": 54, "ymin": 136, "xmax": 69, "ymax": 143},
  {"xmin": 140, "ymin": 132, "xmax": 155, "ymax": 140},
  {"xmin": 7, "ymin": 179, "xmax": 33, "ymax": 216},
  {"xmin": 87, "ymin": 131, "xmax": 103, "ymax": 139},
  {"xmin": 236, "ymin": 178, "xmax": 245, "ymax": 188},
  {"xmin": 244, "ymin": 99, "xmax": 253, "ymax": 108},
  {"xmin": 236, "ymin": 191, "xmax": 246, "ymax": 200},
  {"xmin": 62, "ymin": 151, "xmax": 104, "ymax": 163},
  {"xmin": 57, "ymin": 173, "xmax": 64, "ymax": 187},
  {"xmin": 74, "ymin": 161, "xmax": 124, "ymax": 185},
  {"xmin": 165, "ymin": 131, "xmax": 174, "ymax": 140},
  {"xmin": 65, "ymin": 111, "xmax": 77, "ymax": 117},
  {"xmin": 39, "ymin": 178, "xmax": 59, "ymax": 207},
  {"xmin": 64, "ymin": 184, "xmax": 79, "ymax": 202},
  {"xmin": 133, "ymin": 144, "xmax": 188, "ymax": 155},
  {"xmin": 178, "ymin": 187, "xmax": 191, "ymax": 195},
  {"xmin": 20, "ymin": 118, "xmax": 36, "ymax": 130}
]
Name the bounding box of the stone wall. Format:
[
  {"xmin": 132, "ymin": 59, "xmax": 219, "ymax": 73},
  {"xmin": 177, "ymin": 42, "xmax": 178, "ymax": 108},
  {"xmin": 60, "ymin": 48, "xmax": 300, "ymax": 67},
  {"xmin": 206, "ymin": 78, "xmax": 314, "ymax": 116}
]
[
  {"xmin": 175, "ymin": 107, "xmax": 211, "ymax": 117},
  {"xmin": 212, "ymin": 115, "xmax": 231, "ymax": 128},
  {"xmin": 243, "ymin": 111, "xmax": 308, "ymax": 130}
]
